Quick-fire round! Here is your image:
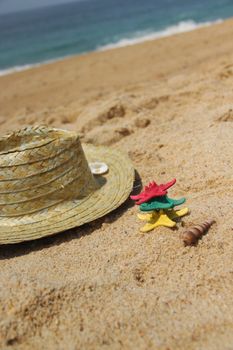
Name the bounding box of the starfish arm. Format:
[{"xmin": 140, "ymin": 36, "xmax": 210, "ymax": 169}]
[
  {"xmin": 163, "ymin": 178, "xmax": 176, "ymax": 190},
  {"xmin": 137, "ymin": 213, "xmax": 153, "ymax": 221},
  {"xmin": 130, "ymin": 194, "xmax": 143, "ymax": 200},
  {"xmin": 140, "ymin": 221, "xmax": 161, "ymax": 232},
  {"xmin": 157, "ymin": 211, "xmax": 176, "ymax": 227},
  {"xmin": 138, "ymin": 211, "xmax": 159, "ymax": 222},
  {"xmin": 166, "ymin": 197, "xmax": 186, "ymax": 207},
  {"xmin": 166, "ymin": 207, "xmax": 189, "ymax": 220},
  {"xmin": 135, "ymin": 198, "xmax": 148, "ymax": 205}
]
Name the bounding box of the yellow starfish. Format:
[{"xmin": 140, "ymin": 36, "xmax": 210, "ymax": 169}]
[{"xmin": 137, "ymin": 208, "xmax": 189, "ymax": 233}]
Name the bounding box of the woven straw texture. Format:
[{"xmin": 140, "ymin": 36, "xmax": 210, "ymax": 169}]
[{"xmin": 0, "ymin": 126, "xmax": 134, "ymax": 244}]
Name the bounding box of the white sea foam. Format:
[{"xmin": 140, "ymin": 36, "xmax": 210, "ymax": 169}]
[
  {"xmin": 0, "ymin": 19, "xmax": 222, "ymax": 77},
  {"xmin": 97, "ymin": 19, "xmax": 222, "ymax": 51},
  {"xmin": 0, "ymin": 64, "xmax": 39, "ymax": 76},
  {"xmin": 0, "ymin": 57, "xmax": 66, "ymax": 77}
]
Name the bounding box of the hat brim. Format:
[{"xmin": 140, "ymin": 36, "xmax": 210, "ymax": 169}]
[{"xmin": 0, "ymin": 144, "xmax": 134, "ymax": 244}]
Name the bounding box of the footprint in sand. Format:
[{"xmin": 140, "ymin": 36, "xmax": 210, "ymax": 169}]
[
  {"xmin": 218, "ymin": 64, "xmax": 233, "ymax": 79},
  {"xmin": 81, "ymin": 103, "xmax": 126, "ymax": 134},
  {"xmin": 216, "ymin": 108, "xmax": 233, "ymax": 122}
]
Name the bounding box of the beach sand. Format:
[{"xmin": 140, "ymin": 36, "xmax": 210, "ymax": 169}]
[{"xmin": 0, "ymin": 18, "xmax": 233, "ymax": 350}]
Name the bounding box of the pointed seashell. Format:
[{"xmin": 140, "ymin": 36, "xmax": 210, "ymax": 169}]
[{"xmin": 182, "ymin": 219, "xmax": 216, "ymax": 246}]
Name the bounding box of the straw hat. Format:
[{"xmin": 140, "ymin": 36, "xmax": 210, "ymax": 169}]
[{"xmin": 0, "ymin": 126, "xmax": 134, "ymax": 244}]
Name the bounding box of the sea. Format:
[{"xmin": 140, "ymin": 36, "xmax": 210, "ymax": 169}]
[{"xmin": 1, "ymin": 0, "xmax": 233, "ymax": 75}]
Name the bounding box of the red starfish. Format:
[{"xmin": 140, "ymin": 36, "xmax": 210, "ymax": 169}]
[{"xmin": 130, "ymin": 178, "xmax": 176, "ymax": 205}]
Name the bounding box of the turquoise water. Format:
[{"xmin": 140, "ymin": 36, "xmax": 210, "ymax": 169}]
[{"xmin": 0, "ymin": 0, "xmax": 233, "ymax": 73}]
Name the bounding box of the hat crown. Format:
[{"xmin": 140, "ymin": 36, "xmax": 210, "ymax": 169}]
[{"xmin": 0, "ymin": 126, "xmax": 97, "ymax": 217}]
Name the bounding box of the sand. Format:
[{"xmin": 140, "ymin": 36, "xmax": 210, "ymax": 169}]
[{"xmin": 0, "ymin": 18, "xmax": 233, "ymax": 350}]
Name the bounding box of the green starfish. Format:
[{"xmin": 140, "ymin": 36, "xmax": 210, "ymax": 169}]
[{"xmin": 139, "ymin": 195, "xmax": 186, "ymax": 212}]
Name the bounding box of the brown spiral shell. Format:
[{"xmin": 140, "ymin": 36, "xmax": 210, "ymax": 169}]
[{"xmin": 182, "ymin": 219, "xmax": 216, "ymax": 246}]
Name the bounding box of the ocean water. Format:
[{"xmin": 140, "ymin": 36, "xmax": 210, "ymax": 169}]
[{"xmin": 0, "ymin": 0, "xmax": 233, "ymax": 75}]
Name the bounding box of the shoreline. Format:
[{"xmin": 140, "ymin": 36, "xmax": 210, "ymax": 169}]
[
  {"xmin": 0, "ymin": 18, "xmax": 223, "ymax": 77},
  {"xmin": 1, "ymin": 17, "xmax": 233, "ymax": 120}
]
